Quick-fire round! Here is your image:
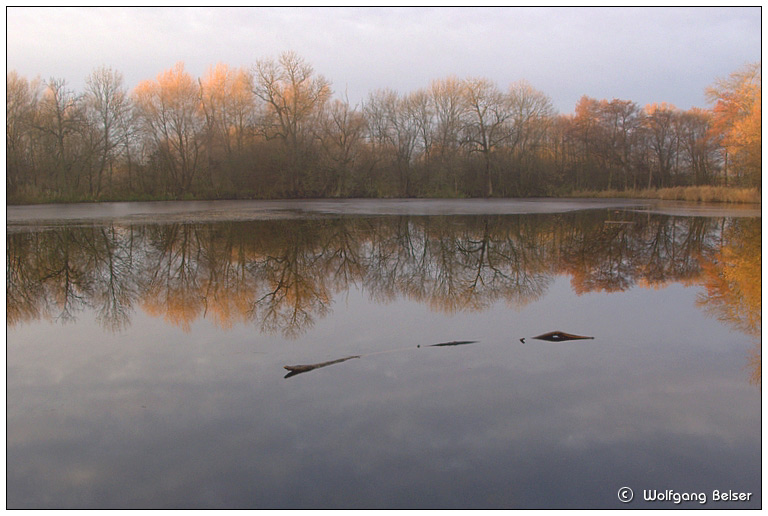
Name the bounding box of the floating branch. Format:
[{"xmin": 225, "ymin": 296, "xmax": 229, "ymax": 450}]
[
  {"xmin": 284, "ymin": 340, "xmax": 479, "ymax": 378},
  {"xmin": 284, "ymin": 355, "xmax": 360, "ymax": 378},
  {"xmin": 532, "ymin": 331, "xmax": 594, "ymax": 342},
  {"xmin": 419, "ymin": 340, "xmax": 478, "ymax": 348}
]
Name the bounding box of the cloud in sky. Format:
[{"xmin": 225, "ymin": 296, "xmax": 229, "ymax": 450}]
[{"xmin": 6, "ymin": 6, "xmax": 761, "ymax": 113}]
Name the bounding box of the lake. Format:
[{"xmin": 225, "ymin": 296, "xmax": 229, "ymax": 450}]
[{"xmin": 6, "ymin": 199, "xmax": 761, "ymax": 509}]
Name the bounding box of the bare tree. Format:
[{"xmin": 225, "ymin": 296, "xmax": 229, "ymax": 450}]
[
  {"xmin": 133, "ymin": 62, "xmax": 204, "ymax": 195},
  {"xmin": 84, "ymin": 66, "xmax": 132, "ymax": 197},
  {"xmin": 677, "ymin": 108, "xmax": 718, "ymax": 185},
  {"xmin": 35, "ymin": 78, "xmax": 87, "ymax": 193},
  {"xmin": 316, "ymin": 97, "xmax": 367, "ymax": 196},
  {"xmin": 461, "ymin": 77, "xmax": 512, "ymax": 196},
  {"xmin": 406, "ymin": 88, "xmax": 435, "ymax": 191},
  {"xmin": 643, "ymin": 103, "xmax": 678, "ymax": 188},
  {"xmin": 506, "ymin": 80, "xmax": 554, "ymax": 193},
  {"xmin": 363, "ymin": 88, "xmax": 419, "ymax": 196},
  {"xmin": 601, "ymin": 99, "xmax": 641, "ymax": 189},
  {"xmin": 252, "ymin": 51, "xmax": 331, "ymax": 195},
  {"xmin": 7, "ymin": 72, "xmax": 41, "ymax": 194},
  {"xmin": 429, "ymin": 76, "xmax": 467, "ymax": 194}
]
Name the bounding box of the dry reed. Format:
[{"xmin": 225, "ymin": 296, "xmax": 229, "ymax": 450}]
[{"xmin": 569, "ymin": 186, "xmax": 761, "ymax": 204}]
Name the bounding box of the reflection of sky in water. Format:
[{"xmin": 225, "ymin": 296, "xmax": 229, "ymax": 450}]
[{"xmin": 7, "ymin": 273, "xmax": 760, "ymax": 509}]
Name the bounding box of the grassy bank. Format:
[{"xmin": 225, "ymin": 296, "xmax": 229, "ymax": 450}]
[
  {"xmin": 5, "ymin": 189, "xmax": 260, "ymax": 206},
  {"xmin": 568, "ymin": 186, "xmax": 761, "ymax": 204}
]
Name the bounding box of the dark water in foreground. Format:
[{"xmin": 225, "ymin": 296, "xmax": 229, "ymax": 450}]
[{"xmin": 6, "ymin": 200, "xmax": 761, "ymax": 509}]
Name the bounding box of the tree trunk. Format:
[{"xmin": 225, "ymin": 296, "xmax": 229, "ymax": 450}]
[{"xmin": 484, "ymin": 153, "xmax": 493, "ymax": 197}]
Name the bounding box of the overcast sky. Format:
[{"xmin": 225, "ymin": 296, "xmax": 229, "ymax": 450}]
[{"xmin": 6, "ymin": 6, "xmax": 762, "ymax": 114}]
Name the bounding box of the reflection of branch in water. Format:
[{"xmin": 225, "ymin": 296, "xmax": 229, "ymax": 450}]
[{"xmin": 284, "ymin": 340, "xmax": 478, "ymax": 378}]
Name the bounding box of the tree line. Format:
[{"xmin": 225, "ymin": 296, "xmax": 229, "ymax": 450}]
[{"xmin": 6, "ymin": 52, "xmax": 761, "ymax": 203}]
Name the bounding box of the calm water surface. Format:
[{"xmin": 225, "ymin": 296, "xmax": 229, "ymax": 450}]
[{"xmin": 6, "ymin": 200, "xmax": 761, "ymax": 509}]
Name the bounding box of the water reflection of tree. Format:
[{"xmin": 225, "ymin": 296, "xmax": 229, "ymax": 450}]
[
  {"xmin": 86, "ymin": 226, "xmax": 138, "ymax": 331},
  {"xmin": 8, "ymin": 232, "xmax": 48, "ymax": 325},
  {"xmin": 362, "ymin": 216, "xmax": 552, "ymax": 314},
  {"xmin": 140, "ymin": 224, "xmax": 207, "ymax": 332},
  {"xmin": 696, "ymin": 218, "xmax": 761, "ymax": 385},
  {"xmin": 560, "ymin": 213, "xmax": 719, "ymax": 294},
  {"xmin": 197, "ymin": 223, "xmax": 256, "ymax": 330},
  {"xmin": 6, "ymin": 213, "xmax": 757, "ymax": 345},
  {"xmin": 7, "ymin": 227, "xmax": 138, "ymax": 329},
  {"xmin": 246, "ymin": 221, "xmax": 334, "ymax": 337}
]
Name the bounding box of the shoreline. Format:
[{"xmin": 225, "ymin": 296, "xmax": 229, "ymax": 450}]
[{"xmin": 6, "ymin": 186, "xmax": 761, "ymax": 208}]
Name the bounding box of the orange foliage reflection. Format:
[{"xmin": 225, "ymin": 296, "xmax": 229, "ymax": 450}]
[{"xmin": 696, "ymin": 218, "xmax": 761, "ymax": 384}]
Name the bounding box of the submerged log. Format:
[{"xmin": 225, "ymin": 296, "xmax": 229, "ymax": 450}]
[
  {"xmin": 532, "ymin": 331, "xmax": 594, "ymax": 342},
  {"xmin": 284, "ymin": 355, "xmax": 360, "ymax": 378}
]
